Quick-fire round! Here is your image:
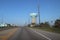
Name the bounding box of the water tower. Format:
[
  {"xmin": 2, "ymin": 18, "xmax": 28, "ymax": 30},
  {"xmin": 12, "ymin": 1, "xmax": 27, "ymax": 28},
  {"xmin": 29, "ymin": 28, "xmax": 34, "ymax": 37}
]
[{"xmin": 30, "ymin": 13, "xmax": 37, "ymax": 27}]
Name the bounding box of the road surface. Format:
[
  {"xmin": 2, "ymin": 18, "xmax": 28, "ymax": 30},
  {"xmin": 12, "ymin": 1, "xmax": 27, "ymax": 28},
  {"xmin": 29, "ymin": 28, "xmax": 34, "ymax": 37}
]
[{"xmin": 9, "ymin": 27, "xmax": 60, "ymax": 40}]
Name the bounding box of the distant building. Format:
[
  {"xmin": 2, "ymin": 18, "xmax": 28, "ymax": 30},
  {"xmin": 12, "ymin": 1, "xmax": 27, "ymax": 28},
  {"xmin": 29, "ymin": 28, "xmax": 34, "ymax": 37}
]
[{"xmin": 0, "ymin": 23, "xmax": 7, "ymax": 27}]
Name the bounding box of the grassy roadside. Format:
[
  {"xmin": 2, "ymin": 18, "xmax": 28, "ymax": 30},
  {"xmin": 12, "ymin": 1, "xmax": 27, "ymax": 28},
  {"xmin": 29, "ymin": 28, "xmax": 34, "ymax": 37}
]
[
  {"xmin": 0, "ymin": 28, "xmax": 18, "ymax": 40},
  {"xmin": 29, "ymin": 27, "xmax": 60, "ymax": 33}
]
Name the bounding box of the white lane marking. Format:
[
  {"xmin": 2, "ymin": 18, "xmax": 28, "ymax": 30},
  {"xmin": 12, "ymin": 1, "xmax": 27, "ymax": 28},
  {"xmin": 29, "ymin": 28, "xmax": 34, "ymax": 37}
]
[
  {"xmin": 34, "ymin": 31, "xmax": 51, "ymax": 40},
  {"xmin": 30, "ymin": 29, "xmax": 51, "ymax": 40}
]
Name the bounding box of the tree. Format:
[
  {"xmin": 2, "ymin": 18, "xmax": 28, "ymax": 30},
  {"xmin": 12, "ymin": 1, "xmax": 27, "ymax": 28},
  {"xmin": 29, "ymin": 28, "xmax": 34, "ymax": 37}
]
[
  {"xmin": 28, "ymin": 24, "xmax": 30, "ymax": 27},
  {"xmin": 40, "ymin": 22, "xmax": 50, "ymax": 27},
  {"xmin": 40, "ymin": 23, "xmax": 44, "ymax": 27},
  {"xmin": 54, "ymin": 19, "xmax": 60, "ymax": 28},
  {"xmin": 44, "ymin": 22, "xmax": 50, "ymax": 27}
]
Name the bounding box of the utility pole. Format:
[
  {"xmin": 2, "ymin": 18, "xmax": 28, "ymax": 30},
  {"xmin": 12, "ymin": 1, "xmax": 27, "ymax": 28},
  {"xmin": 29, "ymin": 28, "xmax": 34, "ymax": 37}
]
[
  {"xmin": 1, "ymin": 13, "xmax": 3, "ymax": 24},
  {"xmin": 38, "ymin": 0, "xmax": 40, "ymax": 24}
]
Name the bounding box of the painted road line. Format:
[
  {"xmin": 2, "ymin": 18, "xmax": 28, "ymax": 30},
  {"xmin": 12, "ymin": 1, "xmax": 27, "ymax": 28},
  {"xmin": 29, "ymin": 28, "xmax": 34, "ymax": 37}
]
[
  {"xmin": 34, "ymin": 31, "xmax": 51, "ymax": 40},
  {"xmin": 0, "ymin": 28, "xmax": 18, "ymax": 40},
  {"xmin": 29, "ymin": 28, "xmax": 51, "ymax": 40}
]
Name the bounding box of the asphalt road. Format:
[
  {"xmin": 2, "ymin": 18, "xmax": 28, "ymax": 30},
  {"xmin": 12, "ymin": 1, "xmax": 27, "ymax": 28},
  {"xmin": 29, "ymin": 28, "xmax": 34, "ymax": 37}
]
[{"xmin": 9, "ymin": 27, "xmax": 60, "ymax": 40}]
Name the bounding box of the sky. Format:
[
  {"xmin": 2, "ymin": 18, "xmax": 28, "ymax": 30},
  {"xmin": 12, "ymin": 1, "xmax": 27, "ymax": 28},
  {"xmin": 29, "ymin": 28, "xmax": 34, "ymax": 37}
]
[{"xmin": 0, "ymin": 0, "xmax": 60, "ymax": 26}]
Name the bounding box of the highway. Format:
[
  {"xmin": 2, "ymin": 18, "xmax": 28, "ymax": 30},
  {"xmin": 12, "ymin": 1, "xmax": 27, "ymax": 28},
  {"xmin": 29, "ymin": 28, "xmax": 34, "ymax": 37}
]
[
  {"xmin": 9, "ymin": 27, "xmax": 60, "ymax": 40},
  {"xmin": 0, "ymin": 27, "xmax": 60, "ymax": 40}
]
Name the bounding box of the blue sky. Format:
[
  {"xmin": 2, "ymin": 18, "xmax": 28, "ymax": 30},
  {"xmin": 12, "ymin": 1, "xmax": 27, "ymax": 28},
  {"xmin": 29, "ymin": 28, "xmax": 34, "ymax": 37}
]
[{"xmin": 0, "ymin": 0, "xmax": 60, "ymax": 25}]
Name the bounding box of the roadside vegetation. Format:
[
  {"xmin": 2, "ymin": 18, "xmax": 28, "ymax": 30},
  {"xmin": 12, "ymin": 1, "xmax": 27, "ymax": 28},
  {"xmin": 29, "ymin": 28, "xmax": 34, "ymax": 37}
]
[
  {"xmin": 0, "ymin": 24, "xmax": 17, "ymax": 31},
  {"xmin": 28, "ymin": 19, "xmax": 60, "ymax": 33}
]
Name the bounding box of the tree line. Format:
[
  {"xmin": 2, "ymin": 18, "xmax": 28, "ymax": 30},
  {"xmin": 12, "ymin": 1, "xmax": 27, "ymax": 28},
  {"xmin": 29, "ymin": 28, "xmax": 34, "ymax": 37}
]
[{"xmin": 28, "ymin": 19, "xmax": 60, "ymax": 28}]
